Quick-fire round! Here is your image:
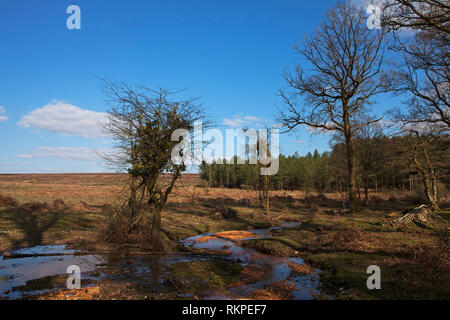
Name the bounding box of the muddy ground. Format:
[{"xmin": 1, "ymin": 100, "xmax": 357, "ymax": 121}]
[{"xmin": 0, "ymin": 173, "xmax": 449, "ymax": 299}]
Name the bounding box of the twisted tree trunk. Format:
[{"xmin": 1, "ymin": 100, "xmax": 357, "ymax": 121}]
[{"xmin": 151, "ymin": 206, "xmax": 163, "ymax": 249}]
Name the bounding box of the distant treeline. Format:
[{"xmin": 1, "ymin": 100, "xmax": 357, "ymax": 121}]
[{"xmin": 199, "ymin": 134, "xmax": 449, "ymax": 200}]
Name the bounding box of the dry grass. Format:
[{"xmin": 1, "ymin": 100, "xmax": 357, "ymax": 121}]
[
  {"xmin": 0, "ymin": 173, "xmax": 297, "ymax": 252},
  {"xmin": 249, "ymin": 280, "xmax": 296, "ymax": 300},
  {"xmin": 286, "ymin": 260, "xmax": 315, "ymax": 275},
  {"xmin": 1, "ymin": 173, "xmax": 449, "ymax": 299},
  {"xmin": 194, "ymin": 230, "xmax": 258, "ymax": 243}
]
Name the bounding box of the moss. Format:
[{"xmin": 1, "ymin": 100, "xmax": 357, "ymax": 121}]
[
  {"xmin": 241, "ymin": 238, "xmax": 298, "ymax": 256},
  {"xmin": 239, "ymin": 213, "xmax": 450, "ymax": 300},
  {"xmin": 12, "ymin": 275, "xmax": 67, "ymax": 293},
  {"xmin": 1, "ymin": 175, "xmax": 449, "ymax": 300},
  {"xmin": 169, "ymin": 259, "xmax": 243, "ymax": 295},
  {"xmin": 306, "ymin": 249, "xmax": 450, "ymax": 299}
]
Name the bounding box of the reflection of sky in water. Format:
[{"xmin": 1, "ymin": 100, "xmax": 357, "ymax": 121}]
[
  {"xmin": 10, "ymin": 245, "xmax": 74, "ymax": 255},
  {"xmin": 0, "ymin": 245, "xmax": 104, "ymax": 299},
  {"xmin": 182, "ymin": 222, "xmax": 321, "ymax": 300},
  {"xmin": 0, "ymin": 221, "xmax": 325, "ymax": 300}
]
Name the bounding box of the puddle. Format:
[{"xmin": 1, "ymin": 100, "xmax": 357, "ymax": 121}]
[
  {"xmin": 0, "ymin": 221, "xmax": 324, "ymax": 300},
  {"xmin": 0, "ymin": 245, "xmax": 104, "ymax": 299},
  {"xmin": 249, "ymin": 221, "xmax": 301, "ymax": 236},
  {"xmin": 181, "ymin": 221, "xmax": 322, "ymax": 299}
]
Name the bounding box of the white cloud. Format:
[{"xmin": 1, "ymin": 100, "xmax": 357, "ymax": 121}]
[
  {"xmin": 38, "ymin": 168, "xmax": 59, "ymax": 172},
  {"xmin": 272, "ymin": 123, "xmax": 284, "ymax": 129},
  {"xmin": 223, "ymin": 117, "xmax": 248, "ymax": 127},
  {"xmin": 18, "ymin": 100, "xmax": 108, "ymax": 138},
  {"xmin": 17, "ymin": 154, "xmax": 33, "ymax": 159},
  {"xmin": 243, "ymin": 116, "xmax": 260, "ymax": 122},
  {"xmin": 222, "ymin": 115, "xmax": 269, "ymax": 128},
  {"xmin": 0, "ymin": 106, "xmax": 8, "ymax": 122},
  {"xmin": 17, "ymin": 147, "xmax": 107, "ymax": 161}
]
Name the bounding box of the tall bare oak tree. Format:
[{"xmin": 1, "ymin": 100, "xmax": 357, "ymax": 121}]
[
  {"xmin": 278, "ymin": 2, "xmax": 396, "ymax": 213},
  {"xmin": 384, "ymin": 0, "xmax": 449, "ymax": 129}
]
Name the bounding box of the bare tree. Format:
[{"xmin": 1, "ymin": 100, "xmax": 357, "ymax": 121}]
[
  {"xmin": 257, "ymin": 131, "xmax": 272, "ymax": 215},
  {"xmin": 408, "ymin": 132, "xmax": 440, "ymax": 209},
  {"xmin": 354, "ymin": 121, "xmax": 385, "ymax": 206},
  {"xmin": 277, "ymin": 1, "xmax": 396, "ymax": 213},
  {"xmin": 390, "ymin": 30, "xmax": 450, "ymax": 129},
  {"xmin": 384, "ymin": 0, "xmax": 450, "ymax": 129},
  {"xmin": 381, "ymin": 0, "xmax": 449, "ymax": 224},
  {"xmin": 101, "ymin": 80, "xmax": 207, "ymax": 250},
  {"xmin": 382, "ymin": 0, "xmax": 450, "ymax": 34},
  {"xmin": 384, "ymin": 126, "xmax": 449, "ymax": 227},
  {"xmin": 399, "ymin": 33, "xmax": 449, "ymax": 128}
]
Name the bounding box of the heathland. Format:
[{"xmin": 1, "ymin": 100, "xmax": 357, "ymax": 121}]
[{"xmin": 0, "ymin": 173, "xmax": 448, "ymax": 299}]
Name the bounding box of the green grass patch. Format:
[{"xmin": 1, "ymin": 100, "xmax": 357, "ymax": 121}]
[{"xmin": 169, "ymin": 259, "xmax": 243, "ymax": 296}]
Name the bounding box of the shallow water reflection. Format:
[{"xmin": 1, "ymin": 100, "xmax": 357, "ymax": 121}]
[{"xmin": 0, "ymin": 221, "xmax": 324, "ymax": 300}]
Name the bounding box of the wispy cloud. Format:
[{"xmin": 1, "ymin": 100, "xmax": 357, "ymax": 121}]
[
  {"xmin": 272, "ymin": 123, "xmax": 284, "ymax": 129},
  {"xmin": 17, "ymin": 146, "xmax": 108, "ymax": 161},
  {"xmin": 17, "ymin": 154, "xmax": 33, "ymax": 159},
  {"xmin": 223, "ymin": 117, "xmax": 249, "ymax": 127},
  {"xmin": 18, "ymin": 100, "xmax": 108, "ymax": 138},
  {"xmin": 222, "ymin": 114, "xmax": 272, "ymax": 128},
  {"xmin": 0, "ymin": 106, "xmax": 8, "ymax": 122}
]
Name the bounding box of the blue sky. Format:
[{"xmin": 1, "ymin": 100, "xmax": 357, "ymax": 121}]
[{"xmin": 0, "ymin": 0, "xmax": 401, "ymax": 173}]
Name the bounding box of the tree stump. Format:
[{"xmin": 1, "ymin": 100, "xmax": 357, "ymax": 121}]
[
  {"xmin": 383, "ymin": 204, "xmax": 435, "ymax": 228},
  {"xmin": 209, "ymin": 207, "xmax": 238, "ymax": 219},
  {"xmin": 221, "ymin": 207, "xmax": 238, "ymax": 219}
]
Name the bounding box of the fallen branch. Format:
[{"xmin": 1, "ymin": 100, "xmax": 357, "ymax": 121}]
[
  {"xmin": 1, "ymin": 251, "xmax": 107, "ymax": 259},
  {"xmin": 209, "ymin": 206, "xmax": 238, "ymax": 219},
  {"xmin": 383, "ymin": 204, "xmax": 435, "ymax": 228},
  {"xmin": 1, "ymin": 248, "xmax": 229, "ymax": 260}
]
